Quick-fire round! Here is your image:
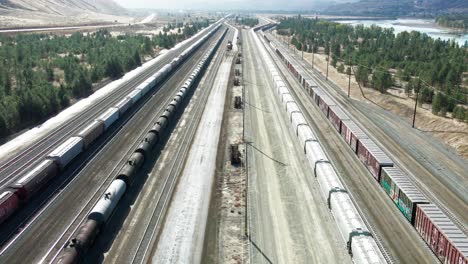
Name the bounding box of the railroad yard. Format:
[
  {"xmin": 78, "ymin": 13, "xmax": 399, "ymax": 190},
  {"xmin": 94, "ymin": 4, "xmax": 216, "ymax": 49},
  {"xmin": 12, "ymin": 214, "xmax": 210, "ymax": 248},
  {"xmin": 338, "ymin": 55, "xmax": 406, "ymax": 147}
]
[{"xmin": 0, "ymin": 14, "xmax": 466, "ymax": 264}]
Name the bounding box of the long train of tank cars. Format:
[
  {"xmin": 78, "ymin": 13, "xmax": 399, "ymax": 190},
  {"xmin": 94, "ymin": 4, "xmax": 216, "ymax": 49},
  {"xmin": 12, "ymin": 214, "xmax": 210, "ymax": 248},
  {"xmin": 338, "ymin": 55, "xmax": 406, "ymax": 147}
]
[
  {"xmin": 257, "ymin": 24, "xmax": 468, "ymax": 264},
  {"xmin": 252, "ymin": 27, "xmax": 387, "ymax": 264},
  {"xmin": 0, "ymin": 22, "xmax": 222, "ymax": 226},
  {"xmin": 53, "ymin": 28, "xmax": 228, "ymax": 264}
]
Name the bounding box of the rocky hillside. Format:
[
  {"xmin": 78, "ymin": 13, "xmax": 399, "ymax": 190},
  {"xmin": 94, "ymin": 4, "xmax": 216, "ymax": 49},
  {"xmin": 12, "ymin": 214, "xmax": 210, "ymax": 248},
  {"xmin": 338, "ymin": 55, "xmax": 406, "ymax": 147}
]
[
  {"xmin": 0, "ymin": 0, "xmax": 133, "ymax": 28},
  {"xmin": 324, "ymin": 0, "xmax": 468, "ymax": 16}
]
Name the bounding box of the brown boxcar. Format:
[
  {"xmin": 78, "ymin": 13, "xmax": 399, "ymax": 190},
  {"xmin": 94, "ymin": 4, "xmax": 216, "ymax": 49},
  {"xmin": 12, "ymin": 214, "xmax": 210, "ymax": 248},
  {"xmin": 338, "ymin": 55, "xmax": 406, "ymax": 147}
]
[
  {"xmin": 356, "ymin": 138, "xmax": 393, "ymax": 181},
  {"xmin": 78, "ymin": 120, "xmax": 105, "ymax": 149},
  {"xmin": 328, "ymin": 105, "xmax": 350, "ymax": 133},
  {"xmin": 0, "ymin": 191, "xmax": 19, "ymax": 224},
  {"xmin": 415, "ymin": 204, "xmax": 468, "ymax": 264}
]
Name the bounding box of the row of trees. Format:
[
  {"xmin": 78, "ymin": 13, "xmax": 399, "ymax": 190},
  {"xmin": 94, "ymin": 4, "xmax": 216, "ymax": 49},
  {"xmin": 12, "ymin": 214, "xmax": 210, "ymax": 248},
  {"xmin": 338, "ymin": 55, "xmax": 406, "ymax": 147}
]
[
  {"xmin": 0, "ymin": 21, "xmax": 210, "ymax": 138},
  {"xmin": 238, "ymin": 18, "xmax": 259, "ymax": 27},
  {"xmin": 436, "ymin": 14, "xmax": 468, "ymax": 29},
  {"xmin": 277, "ymin": 16, "xmax": 467, "ymax": 121}
]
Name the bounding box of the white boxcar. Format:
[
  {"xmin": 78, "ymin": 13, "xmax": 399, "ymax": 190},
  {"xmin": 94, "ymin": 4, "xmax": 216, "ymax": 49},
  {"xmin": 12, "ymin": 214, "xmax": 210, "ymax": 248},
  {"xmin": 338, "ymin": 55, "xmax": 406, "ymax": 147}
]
[
  {"xmin": 330, "ymin": 192, "xmax": 368, "ymax": 244},
  {"xmin": 97, "ymin": 107, "xmax": 119, "ymax": 130},
  {"xmin": 153, "ymin": 71, "xmax": 164, "ymax": 84},
  {"xmin": 115, "ymin": 97, "xmax": 133, "ymax": 115},
  {"xmin": 126, "ymin": 89, "xmax": 142, "ymax": 104},
  {"xmin": 147, "ymin": 76, "xmax": 157, "ymax": 88},
  {"xmin": 352, "ymin": 236, "xmax": 386, "ymax": 264},
  {"xmin": 161, "ymin": 64, "xmax": 172, "ymax": 75},
  {"xmin": 136, "ymin": 81, "xmax": 150, "ymax": 96},
  {"xmin": 47, "ymin": 137, "xmax": 84, "ymax": 168},
  {"xmin": 88, "ymin": 179, "xmax": 126, "ymax": 222}
]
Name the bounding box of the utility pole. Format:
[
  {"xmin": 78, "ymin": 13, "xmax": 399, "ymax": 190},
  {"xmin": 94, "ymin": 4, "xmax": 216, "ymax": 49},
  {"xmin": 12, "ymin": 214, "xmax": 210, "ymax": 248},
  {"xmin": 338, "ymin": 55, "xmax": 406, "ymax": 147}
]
[
  {"xmin": 311, "ymin": 44, "xmax": 315, "ymax": 69},
  {"xmin": 347, "ymin": 56, "xmax": 352, "ymax": 98},
  {"xmin": 412, "ymin": 79, "xmax": 420, "ymax": 128},
  {"xmin": 326, "ymin": 47, "xmax": 330, "ymax": 81},
  {"xmin": 348, "ymin": 67, "xmax": 352, "ymax": 98}
]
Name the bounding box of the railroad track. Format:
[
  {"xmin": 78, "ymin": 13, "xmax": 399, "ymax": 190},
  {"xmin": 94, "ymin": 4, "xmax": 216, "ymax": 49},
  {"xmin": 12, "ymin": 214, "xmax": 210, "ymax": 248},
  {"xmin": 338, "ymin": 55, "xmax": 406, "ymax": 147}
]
[
  {"xmin": 0, "ymin": 30, "xmax": 223, "ymax": 262},
  {"xmin": 256, "ymin": 31, "xmax": 395, "ymax": 264},
  {"xmin": 0, "ymin": 29, "xmax": 210, "ymax": 189},
  {"xmin": 277, "ymin": 38, "xmax": 468, "ymax": 234},
  {"xmin": 129, "ymin": 29, "xmax": 231, "ymax": 264}
]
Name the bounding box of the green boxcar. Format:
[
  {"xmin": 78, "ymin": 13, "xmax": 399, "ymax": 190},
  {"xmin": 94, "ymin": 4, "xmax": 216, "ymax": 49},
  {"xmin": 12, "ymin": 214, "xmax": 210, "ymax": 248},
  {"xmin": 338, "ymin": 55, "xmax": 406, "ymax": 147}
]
[{"xmin": 380, "ymin": 167, "xmax": 429, "ymax": 224}]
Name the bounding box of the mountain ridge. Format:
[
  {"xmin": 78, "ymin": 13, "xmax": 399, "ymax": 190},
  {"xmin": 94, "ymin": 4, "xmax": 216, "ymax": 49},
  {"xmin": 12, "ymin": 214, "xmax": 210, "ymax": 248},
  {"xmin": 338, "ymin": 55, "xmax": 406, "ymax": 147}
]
[
  {"xmin": 324, "ymin": 0, "xmax": 468, "ymax": 16},
  {"xmin": 0, "ymin": 0, "xmax": 127, "ymax": 16},
  {"xmin": 0, "ymin": 0, "xmax": 132, "ymax": 28}
]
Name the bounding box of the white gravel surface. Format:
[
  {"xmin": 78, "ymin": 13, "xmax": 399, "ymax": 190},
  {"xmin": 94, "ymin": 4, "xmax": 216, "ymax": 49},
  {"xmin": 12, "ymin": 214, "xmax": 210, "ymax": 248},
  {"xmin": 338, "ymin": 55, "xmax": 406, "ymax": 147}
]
[
  {"xmin": 152, "ymin": 36, "xmax": 235, "ymax": 263},
  {"xmin": 0, "ymin": 24, "xmax": 215, "ymax": 162}
]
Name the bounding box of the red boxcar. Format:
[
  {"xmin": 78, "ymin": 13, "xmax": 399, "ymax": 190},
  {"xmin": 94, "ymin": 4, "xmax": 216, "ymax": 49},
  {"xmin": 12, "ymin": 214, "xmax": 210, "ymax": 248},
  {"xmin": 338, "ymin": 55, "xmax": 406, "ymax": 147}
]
[
  {"xmin": 318, "ymin": 93, "xmax": 336, "ymax": 117},
  {"xmin": 328, "ymin": 105, "xmax": 350, "ymax": 133},
  {"xmin": 356, "ymin": 138, "xmax": 393, "ymax": 181},
  {"xmin": 12, "ymin": 159, "xmax": 59, "ymax": 200},
  {"xmin": 415, "ymin": 204, "xmax": 468, "ymax": 264},
  {"xmin": 340, "ymin": 119, "xmax": 368, "ymax": 153},
  {"xmin": 0, "ymin": 190, "xmax": 19, "ymax": 224}
]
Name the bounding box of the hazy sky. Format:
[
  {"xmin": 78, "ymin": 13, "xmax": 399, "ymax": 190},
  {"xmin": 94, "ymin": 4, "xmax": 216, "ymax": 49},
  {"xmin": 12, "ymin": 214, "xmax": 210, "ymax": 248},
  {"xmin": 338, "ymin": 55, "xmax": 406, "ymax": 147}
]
[{"xmin": 113, "ymin": 0, "xmax": 327, "ymax": 10}]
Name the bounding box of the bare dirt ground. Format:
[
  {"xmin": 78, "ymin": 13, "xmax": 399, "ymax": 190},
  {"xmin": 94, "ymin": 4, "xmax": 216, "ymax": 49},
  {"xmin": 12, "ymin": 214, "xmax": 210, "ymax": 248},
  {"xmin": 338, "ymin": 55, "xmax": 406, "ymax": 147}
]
[{"xmin": 275, "ymin": 34, "xmax": 468, "ymax": 159}]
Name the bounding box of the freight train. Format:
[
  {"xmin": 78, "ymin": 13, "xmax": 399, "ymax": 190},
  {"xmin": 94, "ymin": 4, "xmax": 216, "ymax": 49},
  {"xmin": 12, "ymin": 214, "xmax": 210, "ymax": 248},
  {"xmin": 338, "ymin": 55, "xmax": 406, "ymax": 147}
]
[
  {"xmin": 0, "ymin": 22, "xmax": 223, "ymax": 226},
  {"xmin": 251, "ymin": 25, "xmax": 387, "ymax": 264},
  {"xmin": 257, "ymin": 23, "xmax": 467, "ymax": 264},
  {"xmin": 53, "ymin": 27, "xmax": 228, "ymax": 264}
]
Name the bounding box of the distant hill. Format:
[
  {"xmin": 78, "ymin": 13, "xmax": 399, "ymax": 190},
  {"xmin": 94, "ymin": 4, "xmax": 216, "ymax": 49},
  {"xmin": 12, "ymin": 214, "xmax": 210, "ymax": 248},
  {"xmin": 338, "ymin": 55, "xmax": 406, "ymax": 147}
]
[
  {"xmin": 0, "ymin": 0, "xmax": 133, "ymax": 28},
  {"xmin": 324, "ymin": 0, "xmax": 468, "ymax": 17}
]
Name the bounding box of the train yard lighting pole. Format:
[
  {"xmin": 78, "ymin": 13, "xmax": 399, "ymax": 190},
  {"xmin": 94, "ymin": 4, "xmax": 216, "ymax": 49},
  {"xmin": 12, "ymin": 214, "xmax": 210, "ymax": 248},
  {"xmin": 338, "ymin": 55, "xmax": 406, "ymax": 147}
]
[{"xmin": 412, "ymin": 79, "xmax": 421, "ymax": 128}]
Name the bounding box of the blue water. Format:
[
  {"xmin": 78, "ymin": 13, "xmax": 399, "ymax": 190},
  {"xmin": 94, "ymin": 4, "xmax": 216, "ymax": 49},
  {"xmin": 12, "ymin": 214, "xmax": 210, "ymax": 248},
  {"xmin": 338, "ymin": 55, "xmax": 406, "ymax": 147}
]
[{"xmin": 337, "ymin": 18, "xmax": 468, "ymax": 46}]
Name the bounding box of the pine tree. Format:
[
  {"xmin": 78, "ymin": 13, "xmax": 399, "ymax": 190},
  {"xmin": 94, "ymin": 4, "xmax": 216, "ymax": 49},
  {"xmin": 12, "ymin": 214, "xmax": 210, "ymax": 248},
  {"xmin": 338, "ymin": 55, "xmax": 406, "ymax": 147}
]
[
  {"xmin": 337, "ymin": 64, "xmax": 345, "ymax": 73},
  {"xmin": 432, "ymin": 93, "xmax": 443, "ymax": 115}
]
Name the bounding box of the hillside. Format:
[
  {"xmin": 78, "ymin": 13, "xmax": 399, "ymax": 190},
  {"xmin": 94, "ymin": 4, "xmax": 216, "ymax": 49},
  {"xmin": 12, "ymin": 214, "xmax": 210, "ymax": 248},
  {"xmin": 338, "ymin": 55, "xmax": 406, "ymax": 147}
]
[
  {"xmin": 324, "ymin": 0, "xmax": 468, "ymax": 17},
  {"xmin": 0, "ymin": 0, "xmax": 133, "ymax": 28}
]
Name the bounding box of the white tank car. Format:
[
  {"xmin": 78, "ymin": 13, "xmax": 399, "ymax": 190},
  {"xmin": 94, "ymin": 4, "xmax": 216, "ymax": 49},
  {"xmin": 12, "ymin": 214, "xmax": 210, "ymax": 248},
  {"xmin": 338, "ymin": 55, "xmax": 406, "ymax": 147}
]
[{"xmin": 88, "ymin": 179, "xmax": 126, "ymax": 223}]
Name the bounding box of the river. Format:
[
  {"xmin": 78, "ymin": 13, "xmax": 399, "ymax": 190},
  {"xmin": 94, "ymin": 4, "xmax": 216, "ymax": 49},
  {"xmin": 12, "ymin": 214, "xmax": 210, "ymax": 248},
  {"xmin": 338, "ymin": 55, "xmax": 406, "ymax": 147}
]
[{"xmin": 336, "ymin": 18, "xmax": 468, "ymax": 46}]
